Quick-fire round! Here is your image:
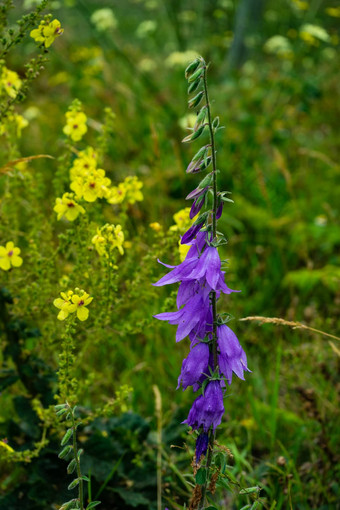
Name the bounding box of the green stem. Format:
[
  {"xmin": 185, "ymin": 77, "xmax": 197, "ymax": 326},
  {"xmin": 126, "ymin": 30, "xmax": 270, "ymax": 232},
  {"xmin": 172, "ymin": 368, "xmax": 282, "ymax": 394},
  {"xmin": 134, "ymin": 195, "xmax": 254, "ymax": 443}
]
[
  {"xmin": 70, "ymin": 406, "xmax": 84, "ymax": 510},
  {"xmin": 197, "ymin": 60, "xmax": 219, "ymax": 510}
]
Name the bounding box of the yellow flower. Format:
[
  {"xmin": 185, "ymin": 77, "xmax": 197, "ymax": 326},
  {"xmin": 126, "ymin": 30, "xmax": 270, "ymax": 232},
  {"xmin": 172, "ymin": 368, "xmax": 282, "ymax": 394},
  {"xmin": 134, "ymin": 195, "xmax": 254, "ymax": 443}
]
[
  {"xmin": 30, "ymin": 19, "xmax": 64, "ymax": 48},
  {"xmin": 1, "ymin": 67, "xmax": 22, "ymax": 98},
  {"xmin": 54, "ymin": 289, "xmax": 93, "ymax": 321},
  {"xmin": 67, "ymin": 291, "xmax": 93, "ymax": 321},
  {"xmin": 71, "ymin": 169, "xmax": 111, "ymax": 202},
  {"xmin": 123, "ymin": 176, "xmax": 143, "ymax": 204},
  {"xmin": 14, "ymin": 114, "xmax": 28, "ymax": 137},
  {"xmin": 63, "ymin": 111, "xmax": 87, "ymax": 142},
  {"xmin": 170, "ymin": 207, "xmax": 194, "ymax": 232},
  {"xmin": 70, "ymin": 146, "xmax": 98, "ymax": 181},
  {"xmin": 107, "ymin": 183, "xmax": 126, "ymax": 204},
  {"xmin": 149, "ymin": 222, "xmax": 162, "ymax": 232},
  {"xmin": 92, "ymin": 224, "xmax": 125, "ymax": 257},
  {"xmin": 0, "ymin": 242, "xmax": 23, "ymax": 271},
  {"xmin": 54, "ymin": 192, "xmax": 85, "ymax": 221},
  {"xmin": 53, "ymin": 290, "xmax": 74, "ymax": 321},
  {"xmin": 178, "ymin": 240, "xmax": 190, "ymax": 262}
]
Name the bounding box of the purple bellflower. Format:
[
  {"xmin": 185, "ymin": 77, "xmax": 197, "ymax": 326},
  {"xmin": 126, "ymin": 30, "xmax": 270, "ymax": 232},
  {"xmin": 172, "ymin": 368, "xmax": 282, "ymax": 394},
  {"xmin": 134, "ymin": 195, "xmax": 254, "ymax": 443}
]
[
  {"xmin": 217, "ymin": 325, "xmax": 251, "ymax": 384},
  {"xmin": 183, "ymin": 380, "xmax": 225, "ymax": 432}
]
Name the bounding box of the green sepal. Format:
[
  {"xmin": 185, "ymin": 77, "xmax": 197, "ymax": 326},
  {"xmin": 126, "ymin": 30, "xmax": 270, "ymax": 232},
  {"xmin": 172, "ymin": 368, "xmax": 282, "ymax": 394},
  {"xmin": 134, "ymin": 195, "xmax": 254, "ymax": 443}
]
[
  {"xmin": 198, "ymin": 172, "xmax": 213, "ymax": 189},
  {"xmin": 195, "ymin": 467, "xmax": 207, "ymax": 485},
  {"xmin": 188, "ymin": 90, "xmax": 204, "ymax": 108},
  {"xmin": 193, "ymin": 211, "xmax": 209, "ymax": 226},
  {"xmin": 58, "ymin": 445, "xmax": 73, "ymax": 459},
  {"xmin": 185, "ymin": 58, "xmax": 200, "ymax": 78},
  {"xmin": 182, "ymin": 124, "xmax": 205, "ymax": 143},
  {"xmin": 77, "ymin": 448, "xmax": 84, "ymax": 460},
  {"xmin": 68, "ymin": 478, "xmax": 80, "ymax": 490},
  {"xmin": 239, "ymin": 486, "xmax": 260, "ymax": 495},
  {"xmin": 86, "ymin": 502, "xmax": 101, "ymax": 509},
  {"xmin": 188, "ymin": 78, "xmax": 201, "ymax": 94},
  {"xmin": 82, "ymin": 475, "xmax": 90, "ymax": 482},
  {"xmin": 212, "ymin": 116, "xmax": 220, "ymax": 129},
  {"xmin": 61, "ymin": 428, "xmax": 73, "ymax": 446},
  {"xmin": 67, "ymin": 458, "xmax": 77, "ymax": 474}
]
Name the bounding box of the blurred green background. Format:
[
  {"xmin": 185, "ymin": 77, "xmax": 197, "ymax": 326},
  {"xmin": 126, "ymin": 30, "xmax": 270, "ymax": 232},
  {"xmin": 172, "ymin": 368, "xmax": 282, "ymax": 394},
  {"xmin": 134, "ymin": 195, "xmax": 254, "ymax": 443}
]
[{"xmin": 0, "ymin": 0, "xmax": 339, "ymax": 509}]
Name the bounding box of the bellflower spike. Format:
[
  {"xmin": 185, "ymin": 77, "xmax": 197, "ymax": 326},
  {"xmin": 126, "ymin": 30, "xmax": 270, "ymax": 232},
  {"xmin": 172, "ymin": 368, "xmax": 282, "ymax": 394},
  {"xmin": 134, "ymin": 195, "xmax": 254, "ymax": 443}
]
[
  {"xmin": 217, "ymin": 324, "xmax": 250, "ymax": 384},
  {"xmin": 177, "ymin": 342, "xmax": 210, "ymax": 390},
  {"xmin": 183, "ymin": 380, "xmax": 225, "ymax": 432}
]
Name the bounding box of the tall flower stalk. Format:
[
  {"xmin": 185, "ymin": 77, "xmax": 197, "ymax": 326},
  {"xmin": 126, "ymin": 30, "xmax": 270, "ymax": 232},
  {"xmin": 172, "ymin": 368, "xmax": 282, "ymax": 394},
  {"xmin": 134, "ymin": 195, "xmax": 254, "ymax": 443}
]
[{"xmin": 154, "ymin": 56, "xmax": 250, "ymax": 509}]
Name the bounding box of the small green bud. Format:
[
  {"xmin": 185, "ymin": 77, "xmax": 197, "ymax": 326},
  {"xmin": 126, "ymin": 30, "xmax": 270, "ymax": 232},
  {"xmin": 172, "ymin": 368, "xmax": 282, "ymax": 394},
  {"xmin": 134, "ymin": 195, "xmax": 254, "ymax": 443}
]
[
  {"xmin": 182, "ymin": 124, "xmax": 205, "ymax": 143},
  {"xmin": 184, "ymin": 58, "xmax": 200, "ymax": 78},
  {"xmin": 58, "ymin": 445, "xmax": 72, "ymax": 459},
  {"xmin": 61, "ymin": 428, "xmax": 73, "ymax": 446},
  {"xmin": 188, "ymin": 91, "xmax": 204, "ymax": 108},
  {"xmin": 187, "ymin": 79, "xmax": 201, "ymax": 94},
  {"xmin": 68, "ymin": 478, "xmax": 80, "ymax": 490},
  {"xmin": 188, "ymin": 67, "xmax": 203, "ymax": 83},
  {"xmin": 198, "ymin": 172, "xmax": 213, "ymax": 189},
  {"xmin": 67, "ymin": 458, "xmax": 77, "ymax": 474}
]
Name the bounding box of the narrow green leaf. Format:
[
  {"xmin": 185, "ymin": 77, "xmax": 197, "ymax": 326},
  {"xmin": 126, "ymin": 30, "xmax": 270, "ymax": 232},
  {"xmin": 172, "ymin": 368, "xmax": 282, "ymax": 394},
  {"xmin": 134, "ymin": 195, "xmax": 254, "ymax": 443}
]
[
  {"xmin": 195, "ymin": 467, "xmax": 207, "ymax": 485},
  {"xmin": 86, "ymin": 502, "xmax": 101, "ymax": 510},
  {"xmin": 82, "ymin": 475, "xmax": 90, "ymax": 482},
  {"xmin": 68, "ymin": 478, "xmax": 80, "ymax": 490},
  {"xmin": 61, "ymin": 428, "xmax": 73, "ymax": 446},
  {"xmin": 77, "ymin": 448, "xmax": 84, "ymax": 460}
]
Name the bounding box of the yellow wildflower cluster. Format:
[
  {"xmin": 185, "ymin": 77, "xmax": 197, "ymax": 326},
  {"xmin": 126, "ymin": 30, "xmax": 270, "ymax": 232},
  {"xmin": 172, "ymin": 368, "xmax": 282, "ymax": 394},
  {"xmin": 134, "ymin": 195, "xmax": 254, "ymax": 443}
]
[
  {"xmin": 30, "ymin": 19, "xmax": 64, "ymax": 48},
  {"xmin": 53, "ymin": 288, "xmax": 93, "ymax": 321},
  {"xmin": 108, "ymin": 176, "xmax": 143, "ymax": 205},
  {"xmin": 0, "ymin": 113, "xmax": 28, "ymax": 138},
  {"xmin": 68, "ymin": 147, "xmax": 111, "ymax": 202},
  {"xmin": 92, "ymin": 224, "xmax": 125, "ymax": 257},
  {"xmin": 170, "ymin": 207, "xmax": 194, "ymax": 232},
  {"xmin": 0, "ymin": 66, "xmax": 22, "ymax": 98},
  {"xmin": 0, "ymin": 242, "xmax": 23, "ymax": 271},
  {"xmin": 53, "ymin": 192, "xmax": 85, "ymax": 221},
  {"xmin": 63, "ymin": 109, "xmax": 88, "ymax": 142}
]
